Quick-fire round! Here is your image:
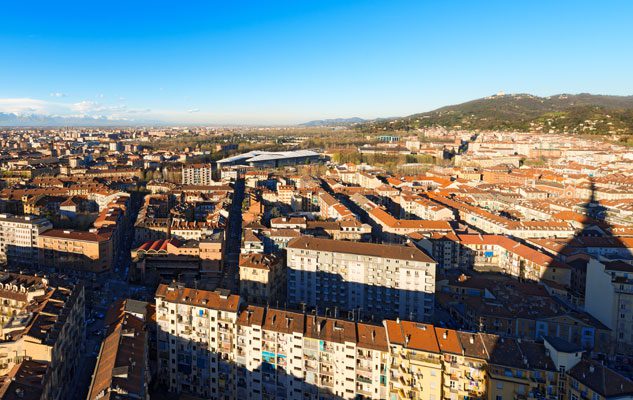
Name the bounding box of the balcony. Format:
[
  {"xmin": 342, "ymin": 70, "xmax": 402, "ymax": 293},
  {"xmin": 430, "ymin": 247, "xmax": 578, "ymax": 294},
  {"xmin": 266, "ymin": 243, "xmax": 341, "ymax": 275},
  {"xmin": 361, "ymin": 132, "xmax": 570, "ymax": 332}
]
[{"xmin": 409, "ymin": 353, "xmax": 441, "ymax": 365}]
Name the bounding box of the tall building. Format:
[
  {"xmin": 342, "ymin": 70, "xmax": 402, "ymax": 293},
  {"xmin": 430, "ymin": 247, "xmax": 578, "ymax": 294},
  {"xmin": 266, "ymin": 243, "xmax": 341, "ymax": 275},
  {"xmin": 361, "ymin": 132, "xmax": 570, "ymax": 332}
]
[
  {"xmin": 182, "ymin": 163, "xmax": 214, "ymax": 186},
  {"xmin": 286, "ymin": 237, "xmax": 436, "ymax": 322},
  {"xmin": 585, "ymin": 258, "xmax": 633, "ymax": 354},
  {"xmin": 0, "ymin": 213, "xmax": 52, "ymax": 266}
]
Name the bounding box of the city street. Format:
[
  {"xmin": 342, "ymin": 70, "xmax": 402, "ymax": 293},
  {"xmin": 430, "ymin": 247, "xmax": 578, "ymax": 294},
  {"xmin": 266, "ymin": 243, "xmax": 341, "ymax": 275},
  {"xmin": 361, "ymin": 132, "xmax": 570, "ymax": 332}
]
[{"xmin": 219, "ymin": 178, "xmax": 245, "ymax": 292}]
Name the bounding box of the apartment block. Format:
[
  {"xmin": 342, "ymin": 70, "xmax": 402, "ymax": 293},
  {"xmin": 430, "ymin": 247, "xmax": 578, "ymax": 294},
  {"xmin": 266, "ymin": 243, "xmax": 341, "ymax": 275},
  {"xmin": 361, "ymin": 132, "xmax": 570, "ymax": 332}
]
[
  {"xmin": 37, "ymin": 228, "xmax": 114, "ymax": 272},
  {"xmin": 182, "ymin": 163, "xmax": 214, "ymax": 186},
  {"xmin": 585, "ymin": 258, "xmax": 633, "ymax": 354},
  {"xmin": 0, "ymin": 213, "xmax": 52, "ymax": 267},
  {"xmin": 286, "ymin": 237, "xmax": 436, "ymax": 322},
  {"xmin": 239, "ymin": 253, "xmax": 285, "ymax": 305},
  {"xmin": 155, "ymin": 283, "xmax": 633, "ymax": 400}
]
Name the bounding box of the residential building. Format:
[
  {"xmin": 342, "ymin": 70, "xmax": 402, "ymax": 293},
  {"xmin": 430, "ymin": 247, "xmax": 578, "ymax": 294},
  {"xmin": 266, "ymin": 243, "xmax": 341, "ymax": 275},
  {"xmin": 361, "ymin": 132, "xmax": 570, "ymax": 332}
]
[
  {"xmin": 239, "ymin": 253, "xmax": 285, "ymax": 305},
  {"xmin": 0, "ymin": 273, "xmax": 85, "ymax": 400},
  {"xmin": 286, "ymin": 237, "xmax": 436, "ymax": 322},
  {"xmin": 37, "ymin": 228, "xmax": 114, "ymax": 273},
  {"xmin": 152, "ymin": 282, "xmax": 633, "ymax": 400},
  {"xmin": 0, "ymin": 213, "xmax": 52, "ymax": 267},
  {"xmin": 585, "ymin": 258, "xmax": 633, "ymax": 354},
  {"xmin": 182, "ymin": 163, "xmax": 214, "ymax": 186}
]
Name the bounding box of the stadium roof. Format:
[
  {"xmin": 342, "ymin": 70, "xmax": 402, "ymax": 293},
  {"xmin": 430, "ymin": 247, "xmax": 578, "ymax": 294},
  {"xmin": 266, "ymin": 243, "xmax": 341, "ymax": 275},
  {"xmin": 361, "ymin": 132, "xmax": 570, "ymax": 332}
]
[{"xmin": 217, "ymin": 149, "xmax": 320, "ymax": 164}]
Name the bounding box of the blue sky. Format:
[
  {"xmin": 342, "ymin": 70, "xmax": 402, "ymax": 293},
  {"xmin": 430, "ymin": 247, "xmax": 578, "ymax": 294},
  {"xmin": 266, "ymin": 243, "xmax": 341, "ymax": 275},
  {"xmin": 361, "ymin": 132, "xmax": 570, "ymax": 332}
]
[{"xmin": 0, "ymin": 0, "xmax": 632, "ymax": 124}]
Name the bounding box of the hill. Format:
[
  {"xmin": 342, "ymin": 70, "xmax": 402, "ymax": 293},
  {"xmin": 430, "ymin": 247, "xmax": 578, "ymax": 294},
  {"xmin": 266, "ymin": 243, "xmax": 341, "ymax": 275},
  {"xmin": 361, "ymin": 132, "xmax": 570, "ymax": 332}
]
[{"xmin": 357, "ymin": 93, "xmax": 633, "ymax": 135}]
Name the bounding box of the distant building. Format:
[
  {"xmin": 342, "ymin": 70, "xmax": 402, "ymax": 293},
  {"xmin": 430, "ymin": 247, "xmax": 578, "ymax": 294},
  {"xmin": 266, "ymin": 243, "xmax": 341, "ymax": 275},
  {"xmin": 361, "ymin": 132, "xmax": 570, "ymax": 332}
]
[
  {"xmin": 182, "ymin": 163, "xmax": 213, "ymax": 185},
  {"xmin": 217, "ymin": 149, "xmax": 321, "ymax": 168}
]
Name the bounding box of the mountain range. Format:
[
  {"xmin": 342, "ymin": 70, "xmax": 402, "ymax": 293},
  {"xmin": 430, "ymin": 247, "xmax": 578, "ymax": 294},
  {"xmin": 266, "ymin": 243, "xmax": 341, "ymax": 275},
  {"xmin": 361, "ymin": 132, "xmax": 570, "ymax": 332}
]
[
  {"xmin": 0, "ymin": 112, "xmax": 154, "ymax": 127},
  {"xmin": 356, "ymin": 93, "xmax": 633, "ymax": 135}
]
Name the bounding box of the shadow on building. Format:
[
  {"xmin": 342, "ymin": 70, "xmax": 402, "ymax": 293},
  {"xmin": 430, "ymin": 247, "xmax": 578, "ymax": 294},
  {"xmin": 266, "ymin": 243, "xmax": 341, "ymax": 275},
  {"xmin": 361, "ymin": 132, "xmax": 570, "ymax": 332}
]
[{"xmin": 547, "ymin": 179, "xmax": 633, "ymax": 358}]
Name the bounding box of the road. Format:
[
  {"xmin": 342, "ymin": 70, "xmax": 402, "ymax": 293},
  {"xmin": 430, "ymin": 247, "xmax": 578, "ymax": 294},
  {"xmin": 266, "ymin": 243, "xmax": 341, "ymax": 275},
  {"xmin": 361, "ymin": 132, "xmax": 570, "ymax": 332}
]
[
  {"xmin": 71, "ymin": 197, "xmax": 146, "ymax": 400},
  {"xmin": 219, "ymin": 178, "xmax": 245, "ymax": 292}
]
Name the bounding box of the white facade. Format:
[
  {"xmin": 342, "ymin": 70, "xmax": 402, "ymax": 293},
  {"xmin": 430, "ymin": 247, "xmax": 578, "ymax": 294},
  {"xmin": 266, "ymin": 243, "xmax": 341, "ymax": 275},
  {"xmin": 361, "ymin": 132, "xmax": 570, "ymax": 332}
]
[
  {"xmin": 155, "ymin": 284, "xmax": 389, "ymax": 400},
  {"xmin": 182, "ymin": 164, "xmax": 213, "ymax": 185},
  {"xmin": 585, "ymin": 257, "xmax": 633, "ymax": 353},
  {"xmin": 0, "ymin": 214, "xmax": 52, "ymax": 266},
  {"xmin": 286, "ymin": 238, "xmax": 436, "ymax": 322}
]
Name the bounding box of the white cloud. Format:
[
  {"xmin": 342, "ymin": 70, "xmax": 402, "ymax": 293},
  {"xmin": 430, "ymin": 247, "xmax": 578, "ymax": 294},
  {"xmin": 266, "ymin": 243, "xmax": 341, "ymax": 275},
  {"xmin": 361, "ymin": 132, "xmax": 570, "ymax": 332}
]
[
  {"xmin": 0, "ymin": 98, "xmax": 67, "ymax": 114},
  {"xmin": 49, "ymin": 92, "xmax": 67, "ymax": 98},
  {"xmin": 187, "ymin": 108, "xmax": 201, "ymax": 113}
]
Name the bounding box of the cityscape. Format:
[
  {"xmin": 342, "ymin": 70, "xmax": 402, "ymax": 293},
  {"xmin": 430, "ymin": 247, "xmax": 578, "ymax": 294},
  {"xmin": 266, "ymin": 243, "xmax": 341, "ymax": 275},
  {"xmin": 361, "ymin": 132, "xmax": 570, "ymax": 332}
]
[{"xmin": 1, "ymin": 2, "xmax": 633, "ymax": 400}]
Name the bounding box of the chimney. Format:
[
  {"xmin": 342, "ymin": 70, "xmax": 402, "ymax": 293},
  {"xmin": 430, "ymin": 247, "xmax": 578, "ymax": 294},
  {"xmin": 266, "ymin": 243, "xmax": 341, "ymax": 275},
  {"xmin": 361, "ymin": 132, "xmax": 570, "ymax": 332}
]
[
  {"xmin": 589, "ymin": 365, "xmax": 595, "ymax": 374},
  {"xmin": 469, "ymin": 335, "xmax": 475, "ymax": 344},
  {"xmin": 442, "ymin": 331, "xmax": 448, "ymax": 340}
]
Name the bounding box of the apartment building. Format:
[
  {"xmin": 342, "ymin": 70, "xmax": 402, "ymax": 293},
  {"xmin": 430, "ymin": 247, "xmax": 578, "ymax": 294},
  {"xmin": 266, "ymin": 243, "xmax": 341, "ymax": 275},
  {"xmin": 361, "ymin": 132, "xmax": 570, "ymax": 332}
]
[
  {"xmin": 417, "ymin": 233, "xmax": 571, "ymax": 287},
  {"xmin": 131, "ymin": 236, "xmax": 224, "ymax": 284},
  {"xmin": 37, "ymin": 228, "xmax": 114, "ymax": 272},
  {"xmin": 0, "ymin": 273, "xmax": 85, "ymax": 400},
  {"xmin": 156, "ymin": 283, "xmax": 389, "ymax": 400},
  {"xmin": 182, "ymin": 163, "xmax": 214, "ymax": 186},
  {"xmin": 366, "ymin": 207, "xmax": 453, "ymax": 243},
  {"xmin": 317, "ymin": 192, "xmax": 355, "ymax": 221},
  {"xmin": 0, "ymin": 213, "xmax": 52, "ymax": 266},
  {"xmin": 154, "ymin": 283, "xmax": 633, "ymax": 400},
  {"xmin": 566, "ymin": 359, "xmax": 633, "ymax": 400},
  {"xmin": 286, "ymin": 237, "xmax": 436, "ymax": 322},
  {"xmin": 385, "ymin": 320, "xmax": 443, "ymax": 400},
  {"xmin": 239, "ymin": 253, "xmax": 284, "ymax": 305},
  {"xmin": 395, "ymin": 194, "xmax": 454, "ymax": 221},
  {"xmin": 585, "ymin": 258, "xmax": 633, "ymax": 354},
  {"xmin": 439, "ymin": 274, "xmax": 612, "ymax": 353},
  {"xmin": 155, "ymin": 284, "xmax": 242, "ymax": 398}
]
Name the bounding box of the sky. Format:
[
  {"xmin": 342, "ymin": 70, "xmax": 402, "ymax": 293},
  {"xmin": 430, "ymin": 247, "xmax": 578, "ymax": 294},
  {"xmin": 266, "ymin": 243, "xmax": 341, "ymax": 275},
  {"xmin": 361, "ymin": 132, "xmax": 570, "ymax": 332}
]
[{"xmin": 0, "ymin": 0, "xmax": 632, "ymax": 125}]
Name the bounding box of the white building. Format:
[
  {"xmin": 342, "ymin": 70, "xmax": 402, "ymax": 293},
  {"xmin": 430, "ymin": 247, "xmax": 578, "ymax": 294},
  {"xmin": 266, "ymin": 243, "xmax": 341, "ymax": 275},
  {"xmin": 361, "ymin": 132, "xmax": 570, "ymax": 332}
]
[
  {"xmin": 286, "ymin": 237, "xmax": 436, "ymax": 322},
  {"xmin": 585, "ymin": 257, "xmax": 633, "ymax": 354},
  {"xmin": 155, "ymin": 283, "xmax": 389, "ymax": 400},
  {"xmin": 0, "ymin": 213, "xmax": 52, "ymax": 266},
  {"xmin": 182, "ymin": 163, "xmax": 214, "ymax": 185}
]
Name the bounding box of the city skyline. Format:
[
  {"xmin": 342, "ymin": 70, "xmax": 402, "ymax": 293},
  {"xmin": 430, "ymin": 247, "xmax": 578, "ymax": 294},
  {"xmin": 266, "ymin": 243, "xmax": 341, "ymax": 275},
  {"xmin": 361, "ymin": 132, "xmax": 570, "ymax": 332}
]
[{"xmin": 1, "ymin": 0, "xmax": 633, "ymax": 124}]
